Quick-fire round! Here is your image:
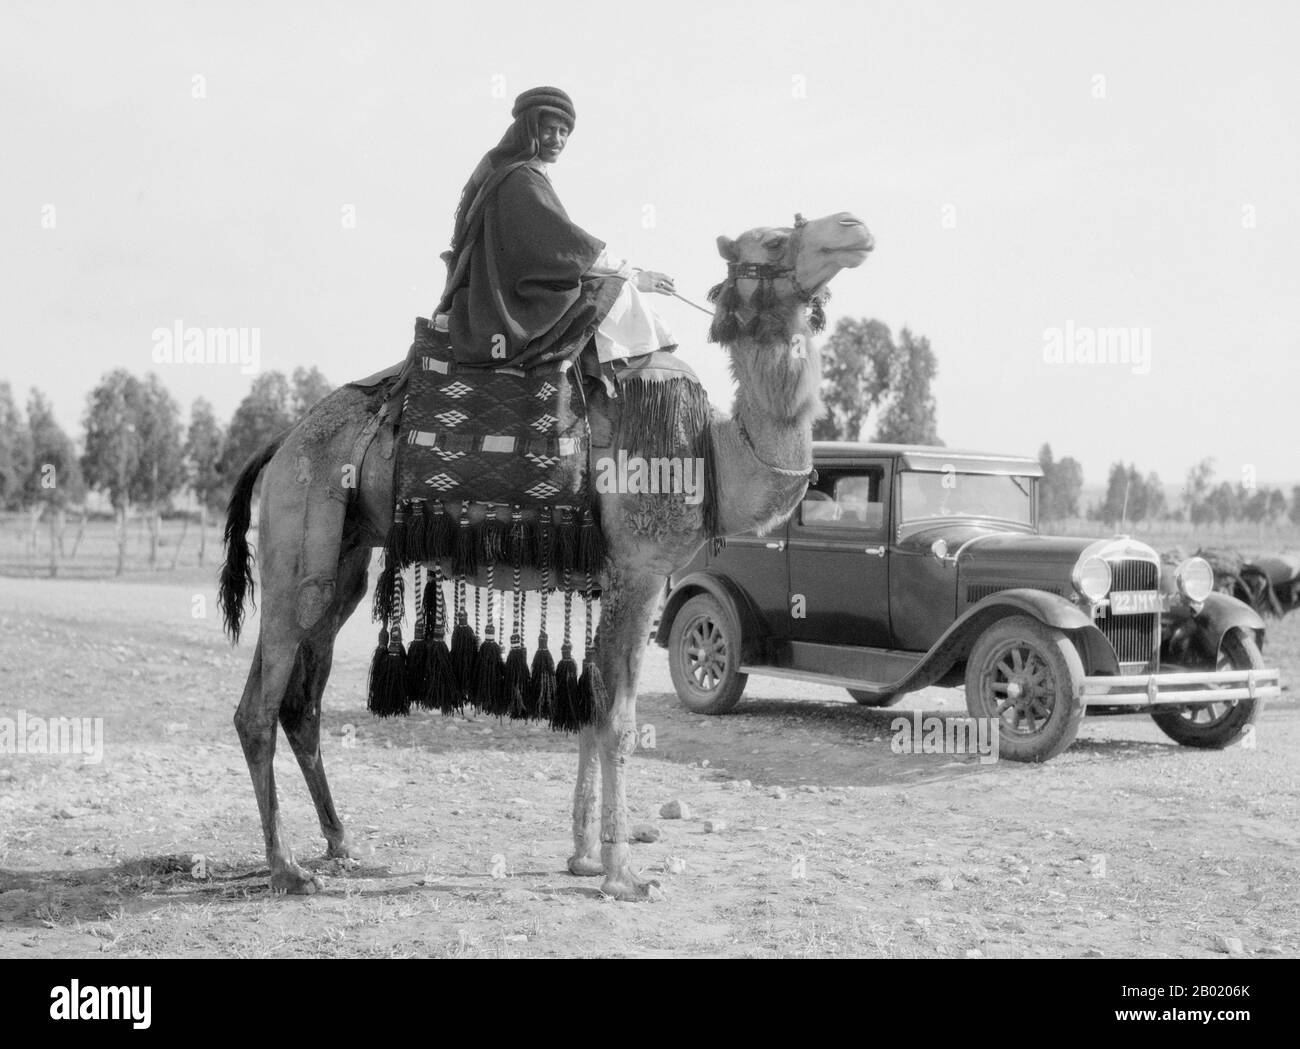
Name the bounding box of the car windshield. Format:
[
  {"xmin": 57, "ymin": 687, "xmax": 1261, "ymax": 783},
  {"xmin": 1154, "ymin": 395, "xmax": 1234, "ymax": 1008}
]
[{"xmin": 899, "ymin": 470, "xmax": 1034, "ymax": 529}]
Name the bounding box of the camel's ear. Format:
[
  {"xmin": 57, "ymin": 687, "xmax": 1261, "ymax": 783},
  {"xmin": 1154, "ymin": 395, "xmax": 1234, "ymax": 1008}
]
[{"xmin": 716, "ymin": 235, "xmax": 739, "ymax": 262}]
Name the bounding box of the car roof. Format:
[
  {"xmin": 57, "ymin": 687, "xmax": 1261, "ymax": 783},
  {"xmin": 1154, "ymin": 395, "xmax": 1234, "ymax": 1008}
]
[{"xmin": 813, "ymin": 441, "xmax": 1044, "ymax": 477}]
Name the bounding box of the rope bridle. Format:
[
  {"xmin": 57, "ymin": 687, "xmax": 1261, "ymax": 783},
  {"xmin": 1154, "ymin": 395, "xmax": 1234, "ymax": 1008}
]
[
  {"xmin": 705, "ymin": 213, "xmax": 830, "ymax": 344},
  {"xmin": 736, "ymin": 417, "xmax": 815, "ymax": 480},
  {"xmin": 725, "ymin": 213, "xmax": 827, "ymax": 313}
]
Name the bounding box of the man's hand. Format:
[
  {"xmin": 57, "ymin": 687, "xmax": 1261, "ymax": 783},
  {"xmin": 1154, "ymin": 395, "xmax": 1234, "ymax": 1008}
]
[{"xmin": 634, "ymin": 270, "xmax": 676, "ymax": 295}]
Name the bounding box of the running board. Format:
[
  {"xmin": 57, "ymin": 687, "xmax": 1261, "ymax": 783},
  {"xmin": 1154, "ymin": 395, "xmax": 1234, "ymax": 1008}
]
[
  {"xmin": 737, "ymin": 664, "xmax": 901, "ymax": 692},
  {"xmin": 742, "ymin": 641, "xmax": 924, "ymax": 695}
]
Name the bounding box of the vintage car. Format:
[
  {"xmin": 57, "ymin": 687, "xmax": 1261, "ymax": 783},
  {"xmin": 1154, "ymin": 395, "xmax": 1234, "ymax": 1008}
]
[{"xmin": 656, "ymin": 442, "xmax": 1282, "ymax": 762}]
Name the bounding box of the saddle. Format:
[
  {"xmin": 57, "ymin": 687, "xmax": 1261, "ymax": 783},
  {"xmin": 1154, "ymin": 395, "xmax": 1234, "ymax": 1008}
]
[{"xmin": 355, "ymin": 318, "xmax": 717, "ymax": 730}]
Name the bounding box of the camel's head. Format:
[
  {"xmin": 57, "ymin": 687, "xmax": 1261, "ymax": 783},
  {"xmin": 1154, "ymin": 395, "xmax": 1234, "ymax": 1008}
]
[{"xmin": 708, "ymin": 212, "xmax": 873, "ymax": 344}]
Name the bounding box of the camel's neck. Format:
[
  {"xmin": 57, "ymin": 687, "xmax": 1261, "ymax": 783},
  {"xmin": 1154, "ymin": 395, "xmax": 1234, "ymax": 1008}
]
[{"xmin": 724, "ymin": 325, "xmax": 822, "ymax": 471}]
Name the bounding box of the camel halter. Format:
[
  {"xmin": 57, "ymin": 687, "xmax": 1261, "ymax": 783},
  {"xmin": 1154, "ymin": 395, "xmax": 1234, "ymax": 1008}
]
[
  {"xmin": 704, "ymin": 213, "xmax": 831, "ymax": 342},
  {"xmin": 726, "ymin": 213, "xmax": 827, "ymax": 311}
]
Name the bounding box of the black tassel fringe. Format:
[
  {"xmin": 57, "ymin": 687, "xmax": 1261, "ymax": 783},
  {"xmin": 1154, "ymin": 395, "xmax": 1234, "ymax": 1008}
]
[
  {"xmin": 551, "ymin": 645, "xmax": 580, "ymax": 732},
  {"xmin": 367, "ymin": 627, "xmax": 410, "ymax": 718},
  {"xmin": 528, "ymin": 641, "xmax": 556, "ymax": 719},
  {"xmin": 505, "ymin": 645, "xmax": 530, "ymax": 718},
  {"xmin": 427, "ymin": 639, "xmax": 460, "ymax": 714},
  {"xmin": 576, "ymin": 658, "xmax": 609, "ymax": 727},
  {"xmin": 450, "ymin": 616, "xmax": 478, "ymax": 701},
  {"xmin": 475, "ymin": 636, "xmax": 506, "ymax": 715},
  {"xmin": 405, "ymin": 636, "xmax": 429, "ymax": 705}
]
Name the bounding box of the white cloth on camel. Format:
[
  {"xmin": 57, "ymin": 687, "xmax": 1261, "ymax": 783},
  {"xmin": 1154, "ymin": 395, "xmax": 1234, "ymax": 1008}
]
[{"xmin": 586, "ymin": 248, "xmax": 677, "ymax": 363}]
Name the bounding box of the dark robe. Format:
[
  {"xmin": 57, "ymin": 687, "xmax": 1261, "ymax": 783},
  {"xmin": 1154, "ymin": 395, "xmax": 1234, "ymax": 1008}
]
[{"xmin": 438, "ymin": 161, "xmax": 626, "ymax": 370}]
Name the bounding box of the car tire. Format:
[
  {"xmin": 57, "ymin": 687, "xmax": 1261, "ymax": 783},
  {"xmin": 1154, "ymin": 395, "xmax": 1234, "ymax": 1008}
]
[
  {"xmin": 1150, "ymin": 629, "xmax": 1264, "ymax": 748},
  {"xmin": 964, "ymin": 615, "xmax": 1086, "ymax": 763},
  {"xmin": 847, "ymin": 689, "xmax": 903, "ymax": 708},
  {"xmin": 668, "ymin": 594, "xmax": 748, "ymax": 715}
]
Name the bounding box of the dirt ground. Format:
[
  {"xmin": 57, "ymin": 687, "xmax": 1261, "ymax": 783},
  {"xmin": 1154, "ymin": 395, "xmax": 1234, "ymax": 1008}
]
[{"xmin": 1, "ymin": 570, "xmax": 1297, "ymax": 958}]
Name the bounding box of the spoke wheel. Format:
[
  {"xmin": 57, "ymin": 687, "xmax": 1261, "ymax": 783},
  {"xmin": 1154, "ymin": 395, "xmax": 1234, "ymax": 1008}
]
[
  {"xmin": 1151, "ymin": 630, "xmax": 1264, "ymax": 748},
  {"xmin": 667, "ymin": 594, "xmax": 748, "ymax": 714},
  {"xmin": 964, "ymin": 616, "xmax": 1085, "ymax": 763}
]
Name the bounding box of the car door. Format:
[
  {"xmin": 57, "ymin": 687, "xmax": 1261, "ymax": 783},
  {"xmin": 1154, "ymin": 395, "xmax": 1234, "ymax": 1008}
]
[
  {"xmin": 786, "ymin": 462, "xmax": 892, "ymax": 648},
  {"xmin": 704, "ymin": 520, "xmax": 792, "ymax": 641}
]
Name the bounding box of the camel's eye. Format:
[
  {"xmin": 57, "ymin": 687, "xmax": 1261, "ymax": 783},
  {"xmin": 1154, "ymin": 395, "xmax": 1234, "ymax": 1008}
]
[{"xmin": 761, "ymin": 234, "xmax": 788, "ymax": 253}]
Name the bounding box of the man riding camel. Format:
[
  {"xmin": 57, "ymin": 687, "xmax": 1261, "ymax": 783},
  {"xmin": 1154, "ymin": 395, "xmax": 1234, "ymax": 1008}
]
[{"xmin": 433, "ymin": 85, "xmax": 678, "ymax": 370}]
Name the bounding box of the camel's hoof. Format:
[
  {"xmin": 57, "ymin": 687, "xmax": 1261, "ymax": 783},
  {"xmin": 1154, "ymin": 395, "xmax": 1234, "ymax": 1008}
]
[
  {"xmin": 270, "ymin": 867, "xmax": 324, "ymax": 895},
  {"xmin": 567, "ymin": 853, "xmax": 604, "ymax": 877},
  {"xmin": 326, "ymin": 839, "xmax": 372, "ymax": 862},
  {"xmin": 600, "ymin": 874, "xmax": 663, "ymax": 902}
]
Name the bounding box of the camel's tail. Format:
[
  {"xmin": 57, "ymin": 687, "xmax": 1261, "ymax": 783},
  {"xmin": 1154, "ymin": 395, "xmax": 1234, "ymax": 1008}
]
[{"xmin": 219, "ymin": 433, "xmax": 289, "ymax": 643}]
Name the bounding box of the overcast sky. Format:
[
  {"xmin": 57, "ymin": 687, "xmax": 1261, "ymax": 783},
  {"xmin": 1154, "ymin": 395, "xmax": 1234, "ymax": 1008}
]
[{"xmin": 2, "ymin": 0, "xmax": 1297, "ymax": 491}]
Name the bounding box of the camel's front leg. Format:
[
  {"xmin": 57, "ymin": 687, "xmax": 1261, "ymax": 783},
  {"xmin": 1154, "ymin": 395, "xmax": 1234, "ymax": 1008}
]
[
  {"xmin": 593, "ymin": 573, "xmax": 664, "ymax": 901},
  {"xmin": 567, "ymin": 727, "xmax": 603, "ymax": 875}
]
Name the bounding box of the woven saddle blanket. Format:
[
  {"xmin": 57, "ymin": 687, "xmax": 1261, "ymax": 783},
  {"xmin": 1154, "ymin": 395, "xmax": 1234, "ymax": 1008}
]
[
  {"xmin": 376, "ymin": 317, "xmax": 717, "ymax": 585},
  {"xmin": 358, "ymin": 317, "xmax": 718, "ymax": 728},
  {"xmin": 385, "ymin": 317, "xmax": 598, "ymax": 585}
]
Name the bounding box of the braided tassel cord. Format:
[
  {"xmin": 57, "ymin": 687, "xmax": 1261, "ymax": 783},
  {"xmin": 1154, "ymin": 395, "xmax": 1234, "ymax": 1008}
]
[
  {"xmin": 576, "ymin": 569, "xmax": 608, "ymax": 726},
  {"xmin": 425, "ymin": 562, "xmax": 460, "ymax": 714},
  {"xmin": 504, "ymin": 507, "xmax": 530, "ymax": 718},
  {"xmin": 450, "ymin": 578, "xmax": 477, "ymax": 703},
  {"xmin": 529, "ymin": 507, "xmax": 556, "ymax": 719},
  {"xmin": 475, "ymin": 563, "xmax": 506, "ymax": 715},
  {"xmin": 551, "ymin": 569, "xmax": 580, "ymax": 732},
  {"xmin": 405, "ymin": 562, "xmax": 430, "ymax": 705},
  {"xmin": 368, "ymin": 559, "xmax": 410, "ymax": 717}
]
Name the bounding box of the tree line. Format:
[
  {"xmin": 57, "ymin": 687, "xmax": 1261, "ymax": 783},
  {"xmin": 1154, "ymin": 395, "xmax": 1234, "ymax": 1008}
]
[
  {"xmin": 810, "ymin": 321, "xmax": 1297, "ymax": 534},
  {"xmin": 1038, "ymin": 450, "xmax": 1299, "ymax": 531},
  {"xmin": 0, "ymin": 367, "xmax": 332, "ymax": 574}
]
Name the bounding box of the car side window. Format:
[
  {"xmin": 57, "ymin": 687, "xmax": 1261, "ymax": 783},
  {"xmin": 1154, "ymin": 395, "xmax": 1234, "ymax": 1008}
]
[{"xmin": 798, "ymin": 469, "xmax": 886, "ymax": 532}]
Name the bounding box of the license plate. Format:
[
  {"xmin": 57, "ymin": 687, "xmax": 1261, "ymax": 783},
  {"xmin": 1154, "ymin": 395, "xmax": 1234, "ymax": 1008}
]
[{"xmin": 1109, "ymin": 590, "xmax": 1165, "ymax": 614}]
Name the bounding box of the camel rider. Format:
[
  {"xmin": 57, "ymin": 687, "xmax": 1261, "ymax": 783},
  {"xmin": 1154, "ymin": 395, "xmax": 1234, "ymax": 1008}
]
[{"xmin": 432, "ymin": 86, "xmax": 678, "ymax": 370}]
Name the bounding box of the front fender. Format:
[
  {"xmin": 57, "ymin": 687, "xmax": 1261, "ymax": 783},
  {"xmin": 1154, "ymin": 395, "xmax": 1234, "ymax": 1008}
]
[
  {"xmin": 655, "ymin": 570, "xmax": 767, "ymax": 664},
  {"xmin": 1166, "ymin": 592, "xmax": 1266, "ymax": 663},
  {"xmin": 891, "ymin": 589, "xmax": 1114, "ymax": 693},
  {"xmin": 963, "ymin": 588, "xmax": 1096, "ymax": 631}
]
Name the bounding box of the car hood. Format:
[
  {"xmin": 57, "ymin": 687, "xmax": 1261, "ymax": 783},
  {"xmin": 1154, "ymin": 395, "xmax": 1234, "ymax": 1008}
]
[
  {"xmin": 955, "ymin": 531, "xmax": 1095, "ymax": 566},
  {"xmin": 899, "ymin": 523, "xmax": 1089, "ymax": 562}
]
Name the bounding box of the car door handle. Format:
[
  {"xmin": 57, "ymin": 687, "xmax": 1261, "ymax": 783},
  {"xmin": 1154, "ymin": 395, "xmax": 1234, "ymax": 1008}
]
[
  {"xmin": 765, "ymin": 540, "xmax": 785, "ymax": 551},
  {"xmin": 864, "ymin": 546, "xmax": 886, "ymax": 557}
]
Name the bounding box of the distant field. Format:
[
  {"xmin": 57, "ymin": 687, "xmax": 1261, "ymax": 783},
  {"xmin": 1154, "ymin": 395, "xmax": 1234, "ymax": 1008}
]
[
  {"xmin": 1041, "ymin": 517, "xmax": 1300, "ymax": 551},
  {"xmin": 2, "ymin": 512, "xmax": 1295, "ymax": 581},
  {"xmin": 0, "ymin": 513, "xmax": 235, "ymax": 580}
]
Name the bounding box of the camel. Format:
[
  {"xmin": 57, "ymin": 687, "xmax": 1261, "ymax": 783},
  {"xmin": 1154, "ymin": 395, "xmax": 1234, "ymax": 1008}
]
[{"xmin": 218, "ymin": 211, "xmax": 874, "ymax": 900}]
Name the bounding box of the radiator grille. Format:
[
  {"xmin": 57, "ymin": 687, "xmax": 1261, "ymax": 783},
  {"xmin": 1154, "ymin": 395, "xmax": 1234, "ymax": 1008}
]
[
  {"xmin": 1095, "ymin": 611, "xmax": 1159, "ymax": 664},
  {"xmin": 1095, "ymin": 557, "xmax": 1161, "ymax": 665},
  {"xmin": 1109, "ymin": 557, "xmax": 1159, "ymax": 592}
]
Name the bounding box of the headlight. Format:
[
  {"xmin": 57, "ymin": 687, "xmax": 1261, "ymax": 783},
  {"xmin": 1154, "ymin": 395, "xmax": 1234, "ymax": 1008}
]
[
  {"xmin": 1176, "ymin": 556, "xmax": 1214, "ymax": 603},
  {"xmin": 1072, "ymin": 555, "xmax": 1112, "ymax": 601}
]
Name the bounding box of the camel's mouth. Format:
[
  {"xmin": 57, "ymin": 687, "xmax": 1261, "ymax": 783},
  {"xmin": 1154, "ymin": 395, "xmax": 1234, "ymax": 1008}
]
[
  {"xmin": 819, "ymin": 224, "xmax": 874, "ymax": 262},
  {"xmin": 821, "ymin": 243, "xmax": 873, "ymax": 267}
]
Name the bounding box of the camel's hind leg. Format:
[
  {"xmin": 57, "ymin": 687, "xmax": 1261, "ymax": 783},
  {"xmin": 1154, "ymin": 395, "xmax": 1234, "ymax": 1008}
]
[
  {"xmin": 279, "ymin": 544, "xmax": 371, "ymax": 862},
  {"xmin": 234, "ymin": 628, "xmax": 321, "ymax": 894}
]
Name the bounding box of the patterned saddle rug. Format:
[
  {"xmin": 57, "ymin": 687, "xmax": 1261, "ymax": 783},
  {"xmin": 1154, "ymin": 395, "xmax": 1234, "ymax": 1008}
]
[{"xmin": 364, "ymin": 318, "xmax": 717, "ymax": 732}]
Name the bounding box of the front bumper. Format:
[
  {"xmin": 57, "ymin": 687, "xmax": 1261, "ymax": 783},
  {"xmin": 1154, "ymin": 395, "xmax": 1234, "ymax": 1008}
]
[{"xmin": 1081, "ymin": 668, "xmax": 1282, "ymax": 707}]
